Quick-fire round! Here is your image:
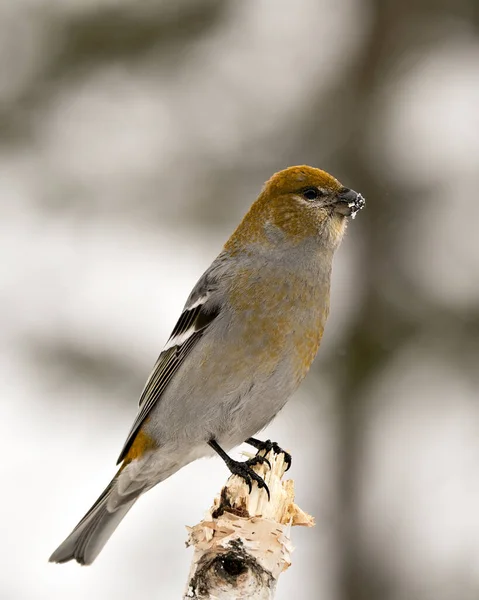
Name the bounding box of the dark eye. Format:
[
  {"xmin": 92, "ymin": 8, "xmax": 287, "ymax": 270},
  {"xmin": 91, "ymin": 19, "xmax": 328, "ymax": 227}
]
[{"xmin": 302, "ymin": 188, "xmax": 320, "ymax": 201}]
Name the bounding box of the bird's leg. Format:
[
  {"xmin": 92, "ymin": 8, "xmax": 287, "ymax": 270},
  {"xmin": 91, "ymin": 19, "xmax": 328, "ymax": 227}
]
[
  {"xmin": 208, "ymin": 439, "xmax": 271, "ymax": 500},
  {"xmin": 245, "ymin": 437, "xmax": 292, "ymax": 471}
]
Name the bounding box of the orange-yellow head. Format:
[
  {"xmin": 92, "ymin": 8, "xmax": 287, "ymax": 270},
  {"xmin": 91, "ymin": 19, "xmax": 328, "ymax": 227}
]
[{"xmin": 225, "ymin": 165, "xmax": 365, "ymax": 255}]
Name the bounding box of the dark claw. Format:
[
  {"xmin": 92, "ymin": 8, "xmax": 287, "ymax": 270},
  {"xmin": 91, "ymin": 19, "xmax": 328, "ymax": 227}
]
[
  {"xmin": 247, "ymin": 454, "xmax": 271, "ymax": 470},
  {"xmin": 271, "ymin": 442, "xmax": 292, "ymax": 472},
  {"xmin": 245, "ymin": 438, "xmax": 292, "ymax": 471},
  {"xmin": 225, "ymin": 458, "xmax": 270, "ymax": 500},
  {"xmin": 208, "ymin": 439, "xmax": 272, "ymax": 500}
]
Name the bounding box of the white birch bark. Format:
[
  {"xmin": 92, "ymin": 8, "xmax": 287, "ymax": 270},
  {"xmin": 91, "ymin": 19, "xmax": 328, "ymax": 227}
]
[{"xmin": 184, "ymin": 448, "xmax": 314, "ymax": 599}]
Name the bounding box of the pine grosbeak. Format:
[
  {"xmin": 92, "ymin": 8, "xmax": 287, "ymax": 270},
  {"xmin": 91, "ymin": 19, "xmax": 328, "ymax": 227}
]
[{"xmin": 50, "ymin": 165, "xmax": 365, "ymax": 565}]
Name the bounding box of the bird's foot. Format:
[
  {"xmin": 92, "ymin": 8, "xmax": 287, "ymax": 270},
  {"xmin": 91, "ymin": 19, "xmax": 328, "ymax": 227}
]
[
  {"xmin": 225, "ymin": 456, "xmax": 270, "ymax": 500},
  {"xmin": 245, "ymin": 437, "xmax": 292, "ymax": 471},
  {"xmin": 208, "ymin": 439, "xmax": 271, "ymax": 500}
]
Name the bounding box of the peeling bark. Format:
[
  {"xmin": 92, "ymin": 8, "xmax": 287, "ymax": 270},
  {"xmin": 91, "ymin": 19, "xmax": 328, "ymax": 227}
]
[{"xmin": 184, "ymin": 448, "xmax": 314, "ymax": 599}]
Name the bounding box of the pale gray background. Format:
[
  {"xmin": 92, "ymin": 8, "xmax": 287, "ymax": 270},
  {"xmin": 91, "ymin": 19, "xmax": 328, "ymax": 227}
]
[{"xmin": 2, "ymin": 0, "xmax": 479, "ymax": 599}]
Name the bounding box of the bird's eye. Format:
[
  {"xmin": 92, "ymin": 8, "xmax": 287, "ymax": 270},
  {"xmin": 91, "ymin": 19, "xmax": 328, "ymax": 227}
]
[{"xmin": 302, "ymin": 188, "xmax": 320, "ymax": 201}]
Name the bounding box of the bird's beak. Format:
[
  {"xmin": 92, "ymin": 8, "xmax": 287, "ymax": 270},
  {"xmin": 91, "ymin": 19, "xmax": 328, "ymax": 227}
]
[{"xmin": 334, "ymin": 188, "xmax": 366, "ymax": 219}]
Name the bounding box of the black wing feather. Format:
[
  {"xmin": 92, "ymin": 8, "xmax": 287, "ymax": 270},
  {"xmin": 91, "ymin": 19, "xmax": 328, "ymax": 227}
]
[{"xmin": 116, "ymin": 300, "xmax": 220, "ymax": 464}]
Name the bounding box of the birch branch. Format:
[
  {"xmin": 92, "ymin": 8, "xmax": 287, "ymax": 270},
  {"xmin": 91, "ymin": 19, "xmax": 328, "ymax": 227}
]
[{"xmin": 184, "ymin": 447, "xmax": 315, "ymax": 599}]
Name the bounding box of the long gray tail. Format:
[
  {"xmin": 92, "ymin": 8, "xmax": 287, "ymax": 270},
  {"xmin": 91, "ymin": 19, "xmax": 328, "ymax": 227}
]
[{"xmin": 49, "ymin": 472, "xmax": 139, "ymax": 565}]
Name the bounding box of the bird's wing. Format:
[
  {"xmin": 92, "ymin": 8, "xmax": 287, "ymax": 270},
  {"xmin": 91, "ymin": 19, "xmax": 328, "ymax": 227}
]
[{"xmin": 116, "ymin": 273, "xmax": 221, "ymax": 464}]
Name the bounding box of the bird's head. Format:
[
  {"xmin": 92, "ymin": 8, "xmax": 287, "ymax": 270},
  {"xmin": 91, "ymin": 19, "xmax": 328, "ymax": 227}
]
[{"xmin": 225, "ymin": 165, "xmax": 365, "ymax": 255}]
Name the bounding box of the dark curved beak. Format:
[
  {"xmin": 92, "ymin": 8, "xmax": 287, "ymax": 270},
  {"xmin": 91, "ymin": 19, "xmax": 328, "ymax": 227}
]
[{"xmin": 335, "ymin": 187, "xmax": 366, "ymax": 219}]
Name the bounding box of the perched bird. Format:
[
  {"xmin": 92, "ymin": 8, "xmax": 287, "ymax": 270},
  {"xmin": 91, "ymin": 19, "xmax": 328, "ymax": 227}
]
[{"xmin": 49, "ymin": 165, "xmax": 365, "ymax": 566}]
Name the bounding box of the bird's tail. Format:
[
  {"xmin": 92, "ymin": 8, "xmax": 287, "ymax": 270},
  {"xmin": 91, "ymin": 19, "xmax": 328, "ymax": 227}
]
[{"xmin": 49, "ymin": 469, "xmax": 139, "ymax": 566}]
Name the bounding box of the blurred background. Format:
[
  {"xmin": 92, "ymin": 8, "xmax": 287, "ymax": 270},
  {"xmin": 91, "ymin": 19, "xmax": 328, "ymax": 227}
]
[{"xmin": 2, "ymin": 0, "xmax": 479, "ymax": 598}]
